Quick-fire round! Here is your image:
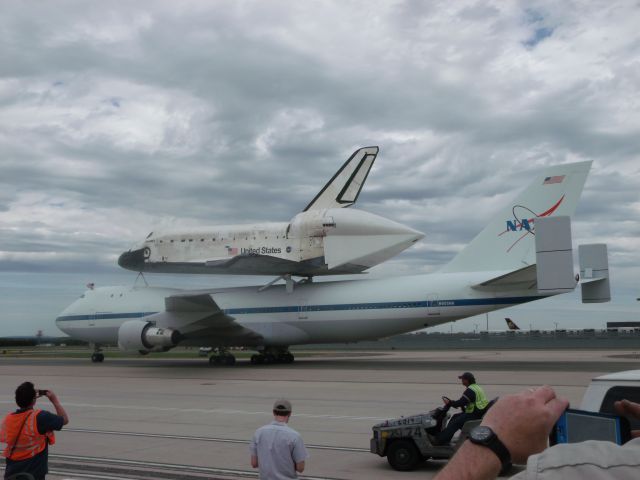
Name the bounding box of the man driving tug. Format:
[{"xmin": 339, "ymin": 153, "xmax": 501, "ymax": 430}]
[{"xmin": 433, "ymin": 372, "xmax": 489, "ymax": 445}]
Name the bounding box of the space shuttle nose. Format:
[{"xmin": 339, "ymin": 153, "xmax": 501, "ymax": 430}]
[{"xmin": 118, "ymin": 248, "xmax": 146, "ymax": 271}]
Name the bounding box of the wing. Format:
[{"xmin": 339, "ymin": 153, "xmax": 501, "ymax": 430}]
[
  {"xmin": 146, "ymin": 293, "xmax": 263, "ymax": 346},
  {"xmin": 303, "ymin": 146, "xmax": 378, "ymax": 211},
  {"xmin": 205, "ymin": 254, "xmax": 367, "ymax": 276}
]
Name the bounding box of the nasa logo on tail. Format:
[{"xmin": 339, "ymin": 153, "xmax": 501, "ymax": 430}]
[{"xmin": 498, "ymin": 195, "xmax": 566, "ymax": 252}]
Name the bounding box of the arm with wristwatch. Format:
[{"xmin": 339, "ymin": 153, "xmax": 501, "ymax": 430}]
[{"xmin": 434, "ymin": 386, "xmax": 569, "ymax": 480}]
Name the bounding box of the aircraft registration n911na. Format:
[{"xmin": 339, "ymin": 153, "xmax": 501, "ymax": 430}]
[{"xmin": 56, "ymin": 161, "xmax": 608, "ymax": 364}]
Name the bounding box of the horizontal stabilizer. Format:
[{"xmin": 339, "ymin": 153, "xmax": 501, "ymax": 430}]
[
  {"xmin": 535, "ymin": 216, "xmax": 575, "ymax": 293},
  {"xmin": 579, "ymin": 244, "xmax": 611, "ymax": 303},
  {"xmin": 304, "ymin": 146, "xmax": 378, "ymax": 211},
  {"xmin": 472, "ymin": 264, "xmax": 537, "ymax": 290}
]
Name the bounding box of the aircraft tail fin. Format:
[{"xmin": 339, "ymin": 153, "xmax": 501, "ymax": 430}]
[
  {"xmin": 441, "ymin": 161, "xmax": 591, "ymax": 273},
  {"xmin": 505, "ymin": 318, "xmax": 521, "ymax": 330},
  {"xmin": 303, "ymin": 146, "xmax": 378, "ymax": 211}
]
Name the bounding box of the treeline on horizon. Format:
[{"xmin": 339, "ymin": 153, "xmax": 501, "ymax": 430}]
[{"xmin": 0, "ymin": 338, "xmax": 88, "ymax": 347}]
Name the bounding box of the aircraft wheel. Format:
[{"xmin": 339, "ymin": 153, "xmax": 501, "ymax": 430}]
[
  {"xmin": 285, "ymin": 353, "xmax": 294, "ymax": 363},
  {"xmin": 251, "ymin": 354, "xmax": 265, "ymax": 365},
  {"xmin": 264, "ymin": 354, "xmax": 276, "ymax": 364},
  {"xmin": 224, "ymin": 355, "xmax": 236, "ymax": 366},
  {"xmin": 96, "ymin": 353, "xmax": 105, "ymax": 362},
  {"xmin": 387, "ymin": 440, "xmax": 421, "ymax": 471},
  {"xmin": 91, "ymin": 353, "xmax": 99, "ymax": 363},
  {"xmin": 209, "ymin": 356, "xmax": 218, "ymax": 366}
]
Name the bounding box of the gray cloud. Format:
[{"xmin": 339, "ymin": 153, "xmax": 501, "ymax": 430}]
[{"xmin": 0, "ymin": 1, "xmax": 638, "ymax": 334}]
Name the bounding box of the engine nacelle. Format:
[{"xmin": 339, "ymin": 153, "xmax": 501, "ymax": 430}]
[{"xmin": 117, "ymin": 320, "xmax": 181, "ymax": 352}]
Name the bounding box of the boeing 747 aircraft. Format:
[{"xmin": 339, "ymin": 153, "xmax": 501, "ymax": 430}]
[
  {"xmin": 56, "ymin": 161, "xmax": 601, "ymax": 364},
  {"xmin": 118, "ymin": 146, "xmax": 424, "ymax": 278}
]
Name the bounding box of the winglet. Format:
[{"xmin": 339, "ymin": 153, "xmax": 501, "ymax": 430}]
[{"xmin": 303, "ymin": 146, "xmax": 378, "ymax": 211}]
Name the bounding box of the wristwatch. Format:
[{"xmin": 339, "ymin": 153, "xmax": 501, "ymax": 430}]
[{"xmin": 468, "ymin": 426, "xmax": 512, "ymax": 471}]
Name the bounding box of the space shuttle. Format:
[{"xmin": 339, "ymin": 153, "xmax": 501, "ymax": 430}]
[{"xmin": 118, "ymin": 147, "xmax": 424, "ymax": 278}]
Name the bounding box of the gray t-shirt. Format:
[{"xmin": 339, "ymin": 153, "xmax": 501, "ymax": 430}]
[
  {"xmin": 510, "ymin": 437, "xmax": 640, "ymax": 479},
  {"xmin": 250, "ymin": 420, "xmax": 309, "ymax": 480}
]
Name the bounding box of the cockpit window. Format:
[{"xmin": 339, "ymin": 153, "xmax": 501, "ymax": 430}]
[{"xmin": 146, "ymin": 232, "xmax": 154, "ymax": 239}]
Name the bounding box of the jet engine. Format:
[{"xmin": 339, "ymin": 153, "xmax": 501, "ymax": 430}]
[{"xmin": 117, "ymin": 320, "xmax": 181, "ymax": 353}]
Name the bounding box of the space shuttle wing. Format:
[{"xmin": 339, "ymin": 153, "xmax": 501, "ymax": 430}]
[
  {"xmin": 163, "ymin": 292, "xmax": 263, "ymax": 342},
  {"xmin": 205, "ymin": 254, "xmax": 305, "ymax": 275},
  {"xmin": 303, "ymin": 146, "xmax": 378, "ymax": 211}
]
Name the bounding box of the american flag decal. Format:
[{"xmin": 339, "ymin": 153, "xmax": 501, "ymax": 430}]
[
  {"xmin": 543, "ymin": 175, "xmax": 565, "ymax": 185},
  {"xmin": 225, "ymin": 246, "xmax": 238, "ymax": 256}
]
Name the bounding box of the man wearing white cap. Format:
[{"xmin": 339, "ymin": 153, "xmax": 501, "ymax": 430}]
[{"xmin": 250, "ymin": 399, "xmax": 309, "ymax": 480}]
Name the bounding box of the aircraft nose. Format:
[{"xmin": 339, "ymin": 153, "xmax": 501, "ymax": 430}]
[{"xmin": 118, "ymin": 248, "xmax": 146, "ymax": 271}]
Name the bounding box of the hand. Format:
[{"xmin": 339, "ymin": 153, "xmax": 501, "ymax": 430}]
[
  {"xmin": 615, "ymin": 399, "xmax": 640, "ymax": 438},
  {"xmin": 480, "ymin": 386, "xmax": 568, "ymax": 464},
  {"xmin": 45, "ymin": 390, "xmax": 59, "ymax": 403}
]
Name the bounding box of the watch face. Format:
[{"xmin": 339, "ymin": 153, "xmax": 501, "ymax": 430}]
[{"xmin": 471, "ymin": 426, "xmax": 493, "ymax": 442}]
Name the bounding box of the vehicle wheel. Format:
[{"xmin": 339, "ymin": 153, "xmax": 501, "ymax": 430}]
[
  {"xmin": 387, "ymin": 440, "xmax": 421, "ymax": 471},
  {"xmin": 209, "ymin": 356, "xmax": 218, "ymax": 366},
  {"xmin": 264, "ymin": 354, "xmax": 276, "ymax": 364},
  {"xmin": 285, "ymin": 353, "xmax": 294, "ymax": 363},
  {"xmin": 97, "ymin": 353, "xmax": 105, "ymax": 362},
  {"xmin": 91, "ymin": 353, "xmax": 99, "ymax": 363},
  {"xmin": 224, "ymin": 355, "xmax": 236, "ymax": 366}
]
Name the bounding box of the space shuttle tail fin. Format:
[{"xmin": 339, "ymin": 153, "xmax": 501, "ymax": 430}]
[
  {"xmin": 303, "ymin": 146, "xmax": 378, "ymax": 211},
  {"xmin": 441, "ymin": 161, "xmax": 591, "ymax": 273}
]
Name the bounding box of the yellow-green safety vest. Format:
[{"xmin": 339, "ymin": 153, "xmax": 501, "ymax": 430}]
[{"xmin": 465, "ymin": 384, "xmax": 489, "ymax": 413}]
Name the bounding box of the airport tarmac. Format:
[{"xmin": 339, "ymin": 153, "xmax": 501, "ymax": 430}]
[{"xmin": 1, "ymin": 349, "xmax": 639, "ymax": 480}]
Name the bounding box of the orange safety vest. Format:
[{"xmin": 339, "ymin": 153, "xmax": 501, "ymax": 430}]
[{"xmin": 0, "ymin": 409, "xmax": 55, "ymax": 461}]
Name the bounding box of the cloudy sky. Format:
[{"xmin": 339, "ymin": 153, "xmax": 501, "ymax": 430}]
[{"xmin": 0, "ymin": 1, "xmax": 638, "ymax": 336}]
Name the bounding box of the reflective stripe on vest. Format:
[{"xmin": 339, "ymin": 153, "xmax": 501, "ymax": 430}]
[
  {"xmin": 0, "ymin": 409, "xmax": 55, "ymax": 461},
  {"xmin": 465, "ymin": 384, "xmax": 489, "ymax": 414}
]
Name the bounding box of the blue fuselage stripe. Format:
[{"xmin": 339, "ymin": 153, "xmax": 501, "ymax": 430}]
[{"xmin": 55, "ymin": 296, "xmax": 544, "ymax": 322}]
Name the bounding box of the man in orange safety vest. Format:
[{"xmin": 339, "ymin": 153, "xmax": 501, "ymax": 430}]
[{"xmin": 0, "ymin": 382, "xmax": 69, "ymax": 480}]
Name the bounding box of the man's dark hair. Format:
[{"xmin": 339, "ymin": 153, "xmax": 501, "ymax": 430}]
[
  {"xmin": 273, "ymin": 409, "xmax": 291, "ymax": 416},
  {"xmin": 15, "ymin": 382, "xmax": 36, "ymax": 409}
]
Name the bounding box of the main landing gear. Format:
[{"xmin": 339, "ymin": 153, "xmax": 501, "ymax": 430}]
[
  {"xmin": 90, "ymin": 345, "xmax": 105, "ymax": 363},
  {"xmin": 250, "ymin": 347, "xmax": 295, "ymax": 365},
  {"xmin": 208, "ymin": 348, "xmax": 236, "ymax": 366}
]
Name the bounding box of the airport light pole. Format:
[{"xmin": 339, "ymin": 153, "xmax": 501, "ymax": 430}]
[
  {"xmin": 486, "ymin": 313, "xmax": 489, "ymax": 332},
  {"xmin": 474, "ymin": 323, "xmax": 478, "ymax": 334}
]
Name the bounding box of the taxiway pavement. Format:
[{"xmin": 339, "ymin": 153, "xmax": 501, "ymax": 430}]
[{"xmin": 1, "ymin": 349, "xmax": 637, "ymax": 479}]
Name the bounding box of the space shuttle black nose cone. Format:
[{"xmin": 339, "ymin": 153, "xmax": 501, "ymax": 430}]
[{"xmin": 118, "ymin": 248, "xmax": 146, "ymax": 271}]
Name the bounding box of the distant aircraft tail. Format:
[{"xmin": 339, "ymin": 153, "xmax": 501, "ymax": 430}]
[
  {"xmin": 505, "ymin": 318, "xmax": 521, "ymax": 330},
  {"xmin": 441, "ymin": 161, "xmax": 591, "ymax": 273},
  {"xmin": 303, "ymin": 146, "xmax": 378, "ymax": 211}
]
